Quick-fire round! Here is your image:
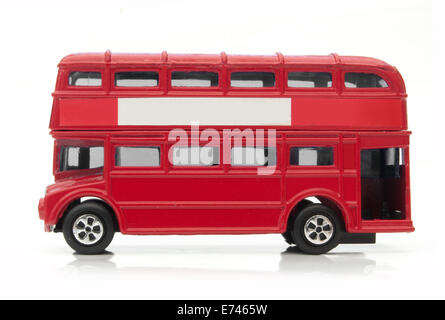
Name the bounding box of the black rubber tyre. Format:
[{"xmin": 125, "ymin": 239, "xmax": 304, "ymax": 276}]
[
  {"xmin": 292, "ymin": 204, "xmax": 342, "ymax": 254},
  {"xmin": 282, "ymin": 231, "xmax": 294, "ymax": 245},
  {"xmin": 62, "ymin": 202, "xmax": 115, "ymax": 254},
  {"xmin": 282, "ymin": 199, "xmax": 313, "ymax": 245}
]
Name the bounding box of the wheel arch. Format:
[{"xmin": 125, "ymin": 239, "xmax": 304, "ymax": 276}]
[
  {"xmin": 281, "ymin": 189, "xmax": 350, "ymax": 232},
  {"xmin": 52, "ymin": 189, "xmax": 122, "ymax": 232}
]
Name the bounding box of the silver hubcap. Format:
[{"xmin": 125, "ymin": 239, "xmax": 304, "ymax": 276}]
[
  {"xmin": 304, "ymin": 215, "xmax": 334, "ymax": 245},
  {"xmin": 73, "ymin": 214, "xmax": 104, "ymax": 245}
]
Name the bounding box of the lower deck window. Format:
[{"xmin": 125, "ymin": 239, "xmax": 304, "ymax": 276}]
[
  {"xmin": 60, "ymin": 146, "xmax": 104, "ymax": 171},
  {"xmin": 115, "ymin": 146, "xmax": 160, "ymax": 167},
  {"xmin": 290, "ymin": 147, "xmax": 333, "ymax": 166},
  {"xmin": 231, "ymin": 147, "xmax": 276, "ymax": 166},
  {"xmin": 171, "ymin": 146, "xmax": 219, "ymax": 166}
]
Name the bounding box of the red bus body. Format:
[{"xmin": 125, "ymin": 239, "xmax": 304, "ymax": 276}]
[{"xmin": 39, "ymin": 51, "xmax": 413, "ymax": 247}]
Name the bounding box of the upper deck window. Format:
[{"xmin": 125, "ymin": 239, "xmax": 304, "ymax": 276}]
[
  {"xmin": 345, "ymin": 72, "xmax": 388, "ymax": 88},
  {"xmin": 69, "ymin": 72, "xmax": 102, "ymax": 86},
  {"xmin": 288, "ymin": 72, "xmax": 332, "ymax": 88},
  {"xmin": 231, "ymin": 72, "xmax": 275, "ymax": 88},
  {"xmin": 171, "ymin": 71, "xmax": 219, "ymax": 87},
  {"xmin": 115, "ymin": 71, "xmax": 159, "ymax": 87}
]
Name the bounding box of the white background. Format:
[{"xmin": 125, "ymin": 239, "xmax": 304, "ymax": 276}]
[{"xmin": 0, "ymin": 0, "xmax": 443, "ymax": 299}]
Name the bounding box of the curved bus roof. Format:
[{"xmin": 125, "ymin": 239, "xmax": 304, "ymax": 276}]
[
  {"xmin": 52, "ymin": 51, "xmax": 407, "ymax": 132},
  {"xmin": 59, "ymin": 51, "xmax": 394, "ymax": 70}
]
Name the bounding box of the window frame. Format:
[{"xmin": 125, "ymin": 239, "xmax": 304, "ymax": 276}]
[
  {"xmin": 111, "ymin": 68, "xmax": 161, "ymax": 91},
  {"xmin": 54, "ymin": 139, "xmax": 105, "ymax": 179},
  {"xmin": 228, "ymin": 68, "xmax": 279, "ymax": 91},
  {"xmin": 341, "ymin": 69, "xmax": 393, "ymax": 92},
  {"xmin": 230, "ymin": 145, "xmax": 278, "ymax": 168},
  {"xmin": 111, "ymin": 143, "xmax": 164, "ymax": 170},
  {"xmin": 168, "ymin": 68, "xmax": 222, "ymax": 91},
  {"xmin": 285, "ymin": 68, "xmax": 336, "ymax": 92},
  {"xmin": 167, "ymin": 140, "xmax": 223, "ymax": 171},
  {"xmin": 66, "ymin": 69, "xmax": 105, "ymax": 90},
  {"xmin": 169, "ymin": 145, "xmax": 222, "ymax": 168},
  {"xmin": 287, "ymin": 144, "xmax": 337, "ymax": 169}
]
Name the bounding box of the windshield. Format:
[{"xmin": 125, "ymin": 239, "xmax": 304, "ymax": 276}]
[{"xmin": 59, "ymin": 144, "xmax": 104, "ymax": 172}]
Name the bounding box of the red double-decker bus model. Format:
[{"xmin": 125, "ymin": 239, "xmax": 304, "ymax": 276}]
[{"xmin": 38, "ymin": 51, "xmax": 413, "ymax": 254}]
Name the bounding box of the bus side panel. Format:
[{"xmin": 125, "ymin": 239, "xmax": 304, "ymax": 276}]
[
  {"xmin": 58, "ymin": 98, "xmax": 118, "ymax": 127},
  {"xmin": 291, "ymin": 97, "xmax": 406, "ymax": 130},
  {"xmin": 342, "ymin": 137, "xmax": 360, "ymax": 230},
  {"xmin": 110, "ymin": 174, "xmax": 282, "ymax": 233},
  {"xmin": 285, "ymin": 175, "xmax": 341, "ymax": 202},
  {"xmin": 119, "ymin": 207, "xmax": 281, "ymax": 233}
]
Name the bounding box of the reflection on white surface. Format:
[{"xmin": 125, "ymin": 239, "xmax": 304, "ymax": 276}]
[
  {"xmin": 0, "ymin": 233, "xmax": 440, "ymax": 299},
  {"xmin": 64, "ymin": 245, "xmax": 376, "ymax": 276}
]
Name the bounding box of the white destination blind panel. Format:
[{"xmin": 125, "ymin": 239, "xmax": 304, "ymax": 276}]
[{"xmin": 118, "ymin": 97, "xmax": 292, "ymax": 126}]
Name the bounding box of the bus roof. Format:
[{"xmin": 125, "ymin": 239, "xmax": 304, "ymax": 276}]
[{"xmin": 59, "ymin": 51, "xmax": 394, "ymax": 70}]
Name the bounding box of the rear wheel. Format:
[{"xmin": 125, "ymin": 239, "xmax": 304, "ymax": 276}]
[
  {"xmin": 292, "ymin": 204, "xmax": 342, "ymax": 254},
  {"xmin": 62, "ymin": 202, "xmax": 115, "ymax": 254},
  {"xmin": 282, "ymin": 199, "xmax": 313, "ymax": 245}
]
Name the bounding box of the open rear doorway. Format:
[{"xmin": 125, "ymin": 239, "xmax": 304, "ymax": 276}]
[{"xmin": 360, "ymin": 148, "xmax": 406, "ymax": 220}]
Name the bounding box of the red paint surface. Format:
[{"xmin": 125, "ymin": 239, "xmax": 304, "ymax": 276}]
[
  {"xmin": 291, "ymin": 97, "xmax": 405, "ymax": 130},
  {"xmin": 59, "ymin": 98, "xmax": 117, "ymax": 127},
  {"xmin": 39, "ymin": 52, "xmax": 413, "ymax": 237},
  {"xmin": 51, "ymin": 51, "xmax": 407, "ymax": 131}
]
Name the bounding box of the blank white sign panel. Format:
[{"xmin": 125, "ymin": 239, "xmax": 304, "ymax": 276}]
[{"xmin": 118, "ymin": 97, "xmax": 292, "ymax": 126}]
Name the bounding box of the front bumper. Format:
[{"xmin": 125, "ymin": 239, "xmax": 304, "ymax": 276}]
[
  {"xmin": 39, "ymin": 197, "xmax": 54, "ymax": 232},
  {"xmin": 38, "ymin": 197, "xmax": 45, "ymax": 220},
  {"xmin": 44, "ymin": 224, "xmax": 54, "ymax": 232}
]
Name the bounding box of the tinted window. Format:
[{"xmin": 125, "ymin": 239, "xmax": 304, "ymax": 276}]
[
  {"xmin": 69, "ymin": 72, "xmax": 102, "ymax": 86},
  {"xmin": 60, "ymin": 146, "xmax": 104, "ymax": 171},
  {"xmin": 361, "ymin": 148, "xmax": 403, "ymax": 179},
  {"xmin": 115, "ymin": 71, "xmax": 159, "ymax": 87},
  {"xmin": 231, "ymin": 147, "xmax": 276, "ymax": 166},
  {"xmin": 288, "ymin": 72, "xmax": 332, "ymax": 88},
  {"xmin": 115, "ymin": 147, "xmax": 160, "ymax": 167},
  {"xmin": 345, "ymin": 72, "xmax": 388, "ymax": 88},
  {"xmin": 171, "ymin": 146, "xmax": 219, "ymax": 166},
  {"xmin": 290, "ymin": 147, "xmax": 333, "ymax": 166},
  {"xmin": 171, "ymin": 71, "xmax": 219, "ymax": 87},
  {"xmin": 231, "ymin": 72, "xmax": 275, "ymax": 88}
]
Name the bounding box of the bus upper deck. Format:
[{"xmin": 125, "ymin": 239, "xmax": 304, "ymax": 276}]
[{"xmin": 50, "ymin": 51, "xmax": 407, "ymax": 131}]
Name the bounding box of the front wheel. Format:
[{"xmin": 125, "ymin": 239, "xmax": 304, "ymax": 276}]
[
  {"xmin": 292, "ymin": 204, "xmax": 342, "ymax": 254},
  {"xmin": 62, "ymin": 202, "xmax": 115, "ymax": 254}
]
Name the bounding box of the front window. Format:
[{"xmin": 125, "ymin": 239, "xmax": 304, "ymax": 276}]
[
  {"xmin": 59, "ymin": 145, "xmax": 104, "ymax": 171},
  {"xmin": 68, "ymin": 72, "xmax": 102, "ymax": 86}
]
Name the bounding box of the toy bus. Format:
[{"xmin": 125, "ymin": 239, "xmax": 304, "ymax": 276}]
[{"xmin": 38, "ymin": 51, "xmax": 413, "ymax": 254}]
